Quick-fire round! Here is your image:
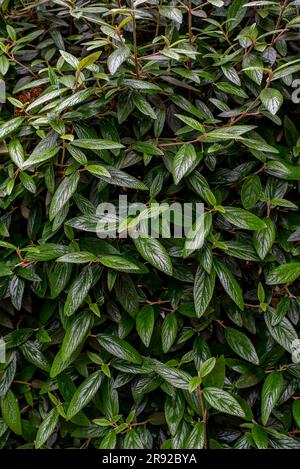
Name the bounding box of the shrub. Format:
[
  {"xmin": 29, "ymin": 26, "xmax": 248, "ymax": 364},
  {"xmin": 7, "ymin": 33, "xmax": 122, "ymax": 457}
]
[{"xmin": 0, "ymin": 0, "xmax": 300, "ymax": 450}]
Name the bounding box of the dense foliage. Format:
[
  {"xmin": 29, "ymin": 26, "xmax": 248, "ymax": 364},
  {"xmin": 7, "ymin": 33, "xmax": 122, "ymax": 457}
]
[{"xmin": 1, "ymin": 0, "xmax": 300, "ymax": 450}]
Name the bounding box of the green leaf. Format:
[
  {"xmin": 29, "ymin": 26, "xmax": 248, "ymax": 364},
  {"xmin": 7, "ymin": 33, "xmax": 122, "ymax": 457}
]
[
  {"xmin": 251, "ymin": 424, "xmax": 269, "ymax": 449},
  {"xmin": 203, "ymin": 387, "xmax": 245, "ymax": 417},
  {"xmin": 107, "ymin": 46, "xmax": 130, "ymax": 75},
  {"xmin": 172, "ymin": 144, "xmax": 198, "ymax": 184},
  {"xmin": 61, "ymin": 311, "xmax": 94, "ymax": 361},
  {"xmin": 70, "ymin": 139, "xmax": 124, "ymax": 151},
  {"xmin": 22, "ymin": 146, "xmax": 60, "ymax": 168},
  {"xmin": 132, "ymin": 93, "xmax": 157, "ymax": 120},
  {"xmin": 0, "ymin": 117, "xmax": 24, "ymax": 140},
  {"xmin": 200, "ymin": 357, "xmax": 217, "ymax": 378},
  {"xmin": 48, "ymin": 262, "xmax": 72, "ymax": 299},
  {"xmin": 183, "ymin": 422, "xmax": 205, "ymax": 449},
  {"xmin": 66, "ymin": 371, "xmax": 102, "ymax": 419},
  {"xmin": 264, "ymin": 308, "xmax": 298, "ymax": 353},
  {"xmin": 160, "ymin": 6, "xmax": 183, "ymax": 23},
  {"xmin": 56, "ymin": 252, "xmax": 96, "ymax": 264},
  {"xmin": 156, "ymin": 365, "xmax": 191, "ymax": 390},
  {"xmin": 64, "ymin": 265, "xmax": 94, "ymax": 316},
  {"xmin": 20, "ymin": 341, "xmax": 50, "ymax": 372},
  {"xmin": 26, "ymin": 89, "xmax": 67, "ymax": 112},
  {"xmin": 193, "ymin": 266, "xmax": 216, "ymax": 318},
  {"xmin": 226, "ymin": 0, "xmax": 248, "ymax": 32},
  {"xmin": 99, "ymin": 429, "xmax": 117, "ymax": 449},
  {"xmin": 124, "ymin": 429, "xmax": 144, "ymax": 449},
  {"xmin": 225, "ymin": 328, "xmax": 259, "ymax": 365},
  {"xmin": 260, "ymin": 88, "xmax": 283, "ymax": 115},
  {"xmin": 8, "ymin": 139, "xmax": 25, "ymax": 169},
  {"xmin": 132, "ymin": 141, "xmax": 163, "ymax": 156},
  {"xmin": 136, "ymin": 305, "xmax": 154, "ymax": 348},
  {"xmin": 261, "ymin": 372, "xmax": 283, "ymax": 426},
  {"xmin": 86, "ymin": 165, "xmax": 111, "ymax": 177},
  {"xmin": 97, "ymin": 333, "xmax": 143, "ymax": 364},
  {"xmin": 198, "ymin": 125, "xmax": 255, "ymax": 142},
  {"xmin": 214, "ymin": 259, "xmax": 244, "ymax": 310},
  {"xmin": 133, "ymin": 236, "xmax": 173, "ymax": 275},
  {"xmin": 60, "ymin": 50, "xmax": 79, "ymax": 68},
  {"xmin": 265, "ymin": 160, "xmax": 300, "ymax": 180},
  {"xmin": 55, "ymin": 88, "xmax": 95, "ymax": 112},
  {"xmin": 215, "ymin": 82, "xmax": 248, "ymax": 98},
  {"xmin": 0, "ymin": 390, "xmax": 22, "ymax": 435},
  {"xmin": 292, "ymin": 400, "xmax": 300, "ymax": 428},
  {"xmin": 242, "ymin": 54, "xmax": 263, "ymax": 85},
  {"xmin": 49, "ymin": 172, "xmax": 80, "ymax": 221},
  {"xmin": 35, "ymin": 408, "xmax": 59, "ymax": 449},
  {"xmin": 266, "ymin": 262, "xmax": 300, "ymax": 285},
  {"xmin": 241, "ymin": 175, "xmax": 262, "ymax": 209},
  {"xmin": 161, "ymin": 314, "xmax": 178, "ymax": 353},
  {"xmin": 99, "ymin": 255, "xmax": 148, "ymax": 274},
  {"xmin": 101, "ymin": 166, "xmax": 148, "ymax": 190},
  {"xmin": 222, "ymin": 207, "xmax": 266, "ymax": 230},
  {"xmin": 165, "ymin": 391, "xmax": 185, "ymax": 436},
  {"xmin": 78, "ymin": 51, "xmax": 101, "ymax": 71},
  {"xmin": 253, "ymin": 218, "xmax": 276, "ymax": 260},
  {"xmin": 175, "ymin": 114, "xmax": 205, "ymax": 132}
]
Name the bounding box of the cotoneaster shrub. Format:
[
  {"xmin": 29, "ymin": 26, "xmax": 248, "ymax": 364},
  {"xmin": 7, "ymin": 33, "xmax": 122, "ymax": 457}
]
[{"xmin": 0, "ymin": 0, "xmax": 300, "ymax": 450}]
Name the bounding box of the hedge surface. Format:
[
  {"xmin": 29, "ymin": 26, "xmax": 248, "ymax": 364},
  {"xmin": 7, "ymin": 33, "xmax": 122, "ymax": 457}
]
[{"xmin": 0, "ymin": 0, "xmax": 300, "ymax": 450}]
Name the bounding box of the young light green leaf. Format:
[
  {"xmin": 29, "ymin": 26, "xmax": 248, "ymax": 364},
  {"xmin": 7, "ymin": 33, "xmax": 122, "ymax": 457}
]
[
  {"xmin": 86, "ymin": 165, "xmax": 111, "ymax": 177},
  {"xmin": 78, "ymin": 51, "xmax": 101, "ymax": 71}
]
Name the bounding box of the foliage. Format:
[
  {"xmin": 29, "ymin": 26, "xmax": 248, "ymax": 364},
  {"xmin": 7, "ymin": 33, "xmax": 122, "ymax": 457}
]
[{"xmin": 0, "ymin": 0, "xmax": 300, "ymax": 450}]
